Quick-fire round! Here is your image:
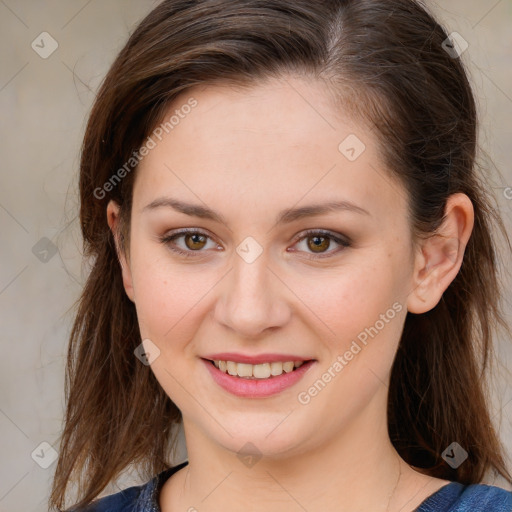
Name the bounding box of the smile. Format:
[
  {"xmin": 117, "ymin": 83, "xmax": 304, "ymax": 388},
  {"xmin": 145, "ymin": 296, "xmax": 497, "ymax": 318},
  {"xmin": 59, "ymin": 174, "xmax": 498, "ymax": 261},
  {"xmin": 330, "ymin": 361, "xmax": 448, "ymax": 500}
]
[{"xmin": 202, "ymin": 358, "xmax": 316, "ymax": 398}]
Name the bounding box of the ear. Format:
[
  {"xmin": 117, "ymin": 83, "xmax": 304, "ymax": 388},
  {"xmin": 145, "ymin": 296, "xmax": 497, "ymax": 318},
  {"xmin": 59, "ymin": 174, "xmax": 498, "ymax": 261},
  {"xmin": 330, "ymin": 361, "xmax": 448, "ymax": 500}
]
[
  {"xmin": 107, "ymin": 200, "xmax": 135, "ymax": 302},
  {"xmin": 407, "ymin": 193, "xmax": 474, "ymax": 314}
]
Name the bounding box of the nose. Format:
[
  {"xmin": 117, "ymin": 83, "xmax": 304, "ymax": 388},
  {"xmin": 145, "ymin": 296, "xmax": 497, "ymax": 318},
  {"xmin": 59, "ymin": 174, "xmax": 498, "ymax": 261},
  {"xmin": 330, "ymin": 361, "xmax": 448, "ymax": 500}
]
[{"xmin": 213, "ymin": 248, "xmax": 291, "ymax": 338}]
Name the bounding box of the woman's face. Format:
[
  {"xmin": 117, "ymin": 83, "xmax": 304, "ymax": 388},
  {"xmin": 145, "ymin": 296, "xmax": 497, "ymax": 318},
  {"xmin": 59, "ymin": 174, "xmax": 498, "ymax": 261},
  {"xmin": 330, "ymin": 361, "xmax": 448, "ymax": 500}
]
[{"xmin": 115, "ymin": 76, "xmax": 418, "ymax": 459}]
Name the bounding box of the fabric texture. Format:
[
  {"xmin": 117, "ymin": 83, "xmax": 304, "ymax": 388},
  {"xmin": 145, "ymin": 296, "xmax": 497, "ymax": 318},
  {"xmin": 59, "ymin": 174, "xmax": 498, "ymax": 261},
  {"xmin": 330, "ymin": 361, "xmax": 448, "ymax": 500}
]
[{"xmin": 73, "ymin": 460, "xmax": 512, "ymax": 511}]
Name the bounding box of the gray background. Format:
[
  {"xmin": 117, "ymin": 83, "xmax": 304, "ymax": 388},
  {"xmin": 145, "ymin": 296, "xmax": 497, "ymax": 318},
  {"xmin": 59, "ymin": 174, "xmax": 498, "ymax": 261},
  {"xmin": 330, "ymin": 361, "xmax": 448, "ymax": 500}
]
[{"xmin": 0, "ymin": 1, "xmax": 511, "ymax": 510}]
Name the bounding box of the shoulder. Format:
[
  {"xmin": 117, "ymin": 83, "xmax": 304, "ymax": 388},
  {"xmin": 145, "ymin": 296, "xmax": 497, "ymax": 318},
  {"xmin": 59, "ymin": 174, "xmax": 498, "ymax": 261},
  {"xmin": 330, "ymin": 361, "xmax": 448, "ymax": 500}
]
[
  {"xmin": 457, "ymin": 483, "xmax": 512, "ymax": 510},
  {"xmin": 67, "ymin": 482, "xmax": 146, "ymax": 512},
  {"xmin": 67, "ymin": 461, "xmax": 189, "ymax": 512},
  {"xmin": 418, "ymin": 481, "xmax": 512, "ymax": 511}
]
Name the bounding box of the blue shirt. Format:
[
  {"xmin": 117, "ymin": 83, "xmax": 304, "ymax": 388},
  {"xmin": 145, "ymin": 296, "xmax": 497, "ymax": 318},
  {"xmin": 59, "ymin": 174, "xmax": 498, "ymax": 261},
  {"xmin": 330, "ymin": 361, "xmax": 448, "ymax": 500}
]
[{"xmin": 75, "ymin": 460, "xmax": 512, "ymax": 511}]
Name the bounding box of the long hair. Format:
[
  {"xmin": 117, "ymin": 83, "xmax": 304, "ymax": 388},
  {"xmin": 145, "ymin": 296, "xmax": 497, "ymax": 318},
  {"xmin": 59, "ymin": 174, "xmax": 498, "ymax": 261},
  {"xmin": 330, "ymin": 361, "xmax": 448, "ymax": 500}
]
[{"xmin": 50, "ymin": 0, "xmax": 512, "ymax": 509}]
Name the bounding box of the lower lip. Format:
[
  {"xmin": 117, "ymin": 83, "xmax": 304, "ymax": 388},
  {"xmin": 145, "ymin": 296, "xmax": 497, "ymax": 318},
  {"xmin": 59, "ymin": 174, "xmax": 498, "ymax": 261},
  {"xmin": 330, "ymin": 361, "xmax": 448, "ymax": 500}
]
[{"xmin": 201, "ymin": 358, "xmax": 316, "ymax": 398}]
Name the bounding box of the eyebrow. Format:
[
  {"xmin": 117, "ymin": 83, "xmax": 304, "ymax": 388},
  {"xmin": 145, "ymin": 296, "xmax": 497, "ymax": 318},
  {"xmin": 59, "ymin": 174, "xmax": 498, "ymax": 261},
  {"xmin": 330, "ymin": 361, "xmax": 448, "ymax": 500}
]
[{"xmin": 142, "ymin": 197, "xmax": 371, "ymax": 225}]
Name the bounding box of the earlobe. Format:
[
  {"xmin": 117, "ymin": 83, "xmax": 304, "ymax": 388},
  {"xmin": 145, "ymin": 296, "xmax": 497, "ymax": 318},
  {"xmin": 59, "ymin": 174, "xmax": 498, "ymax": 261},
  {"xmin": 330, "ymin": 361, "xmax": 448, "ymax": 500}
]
[
  {"xmin": 106, "ymin": 200, "xmax": 135, "ymax": 302},
  {"xmin": 406, "ymin": 193, "xmax": 474, "ymax": 314}
]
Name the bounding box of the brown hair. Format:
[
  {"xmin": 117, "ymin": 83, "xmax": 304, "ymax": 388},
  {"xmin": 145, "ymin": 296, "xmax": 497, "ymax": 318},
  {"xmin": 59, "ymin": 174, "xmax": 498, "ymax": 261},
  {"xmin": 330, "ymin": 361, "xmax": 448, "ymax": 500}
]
[{"xmin": 50, "ymin": 0, "xmax": 512, "ymax": 509}]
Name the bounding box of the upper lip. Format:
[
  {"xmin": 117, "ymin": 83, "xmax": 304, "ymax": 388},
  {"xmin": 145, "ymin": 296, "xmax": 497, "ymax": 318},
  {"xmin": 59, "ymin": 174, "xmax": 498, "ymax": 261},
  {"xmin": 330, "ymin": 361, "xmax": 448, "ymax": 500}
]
[{"xmin": 202, "ymin": 353, "xmax": 314, "ymax": 365}]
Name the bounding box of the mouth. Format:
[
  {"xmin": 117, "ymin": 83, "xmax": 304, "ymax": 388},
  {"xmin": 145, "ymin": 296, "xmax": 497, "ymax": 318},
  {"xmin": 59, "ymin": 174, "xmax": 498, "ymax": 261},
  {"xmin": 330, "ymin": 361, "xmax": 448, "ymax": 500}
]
[
  {"xmin": 203, "ymin": 358, "xmax": 314, "ymax": 379},
  {"xmin": 201, "ymin": 357, "xmax": 317, "ymax": 398}
]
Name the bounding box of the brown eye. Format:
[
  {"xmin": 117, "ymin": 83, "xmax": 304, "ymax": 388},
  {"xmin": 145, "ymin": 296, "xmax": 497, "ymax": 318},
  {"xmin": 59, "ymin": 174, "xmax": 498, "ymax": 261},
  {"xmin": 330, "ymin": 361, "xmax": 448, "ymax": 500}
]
[
  {"xmin": 307, "ymin": 235, "xmax": 331, "ymax": 253},
  {"xmin": 291, "ymin": 230, "xmax": 351, "ymax": 259},
  {"xmin": 161, "ymin": 229, "xmax": 220, "ymax": 258},
  {"xmin": 184, "ymin": 233, "xmax": 207, "ymax": 250}
]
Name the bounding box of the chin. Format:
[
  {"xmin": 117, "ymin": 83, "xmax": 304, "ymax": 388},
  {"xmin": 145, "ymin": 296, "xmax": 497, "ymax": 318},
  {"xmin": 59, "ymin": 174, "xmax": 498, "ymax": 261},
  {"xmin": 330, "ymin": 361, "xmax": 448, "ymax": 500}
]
[{"xmin": 213, "ymin": 426, "xmax": 310, "ymax": 461}]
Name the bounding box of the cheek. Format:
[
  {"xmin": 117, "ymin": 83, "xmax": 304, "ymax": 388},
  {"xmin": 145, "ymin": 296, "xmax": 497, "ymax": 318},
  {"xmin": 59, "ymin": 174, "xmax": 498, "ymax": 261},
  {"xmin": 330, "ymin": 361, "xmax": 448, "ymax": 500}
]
[
  {"xmin": 294, "ymin": 263, "xmax": 405, "ymax": 414},
  {"xmin": 289, "ymin": 257, "xmax": 401, "ymax": 346},
  {"xmin": 129, "ymin": 245, "xmax": 213, "ymax": 343}
]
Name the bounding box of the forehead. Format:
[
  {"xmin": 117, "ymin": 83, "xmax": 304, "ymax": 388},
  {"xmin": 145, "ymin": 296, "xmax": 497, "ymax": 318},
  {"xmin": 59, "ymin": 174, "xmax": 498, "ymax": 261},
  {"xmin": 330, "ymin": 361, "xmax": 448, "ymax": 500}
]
[{"xmin": 133, "ymin": 76, "xmax": 408, "ymax": 228}]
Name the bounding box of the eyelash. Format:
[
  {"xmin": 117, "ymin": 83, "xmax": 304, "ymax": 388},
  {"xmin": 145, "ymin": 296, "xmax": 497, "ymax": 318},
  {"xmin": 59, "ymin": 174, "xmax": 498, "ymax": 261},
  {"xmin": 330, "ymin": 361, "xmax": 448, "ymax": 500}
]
[{"xmin": 160, "ymin": 228, "xmax": 351, "ymax": 260}]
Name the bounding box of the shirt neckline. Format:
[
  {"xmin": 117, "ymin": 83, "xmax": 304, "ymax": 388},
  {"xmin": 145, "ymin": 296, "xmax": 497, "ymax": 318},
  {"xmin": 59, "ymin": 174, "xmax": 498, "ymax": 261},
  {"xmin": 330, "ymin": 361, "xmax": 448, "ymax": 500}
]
[
  {"xmin": 149, "ymin": 462, "xmax": 460, "ymax": 512},
  {"xmin": 414, "ymin": 481, "xmax": 462, "ymax": 510}
]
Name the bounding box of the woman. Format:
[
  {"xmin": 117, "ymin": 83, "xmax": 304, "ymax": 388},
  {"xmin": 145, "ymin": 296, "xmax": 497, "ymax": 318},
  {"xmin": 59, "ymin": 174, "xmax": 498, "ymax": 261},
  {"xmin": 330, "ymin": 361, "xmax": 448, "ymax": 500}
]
[{"xmin": 50, "ymin": 0, "xmax": 512, "ymax": 510}]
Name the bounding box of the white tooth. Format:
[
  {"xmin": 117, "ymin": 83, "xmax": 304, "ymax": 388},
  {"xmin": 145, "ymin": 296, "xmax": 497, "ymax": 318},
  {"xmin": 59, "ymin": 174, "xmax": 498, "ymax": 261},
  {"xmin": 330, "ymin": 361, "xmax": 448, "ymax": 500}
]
[
  {"xmin": 282, "ymin": 361, "xmax": 294, "ymax": 373},
  {"xmin": 217, "ymin": 360, "xmax": 299, "ymax": 378},
  {"xmin": 253, "ymin": 363, "xmax": 271, "ymax": 379},
  {"xmin": 270, "ymin": 362, "xmax": 283, "ymax": 376},
  {"xmin": 237, "ymin": 363, "xmax": 253, "ymax": 378},
  {"xmin": 226, "ymin": 361, "xmax": 238, "ymax": 376}
]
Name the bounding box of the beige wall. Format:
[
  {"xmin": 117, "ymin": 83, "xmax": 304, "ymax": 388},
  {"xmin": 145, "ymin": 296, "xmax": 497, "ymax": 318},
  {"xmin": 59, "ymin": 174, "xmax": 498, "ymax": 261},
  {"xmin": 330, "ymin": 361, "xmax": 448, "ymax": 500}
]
[{"xmin": 0, "ymin": 1, "xmax": 511, "ymax": 510}]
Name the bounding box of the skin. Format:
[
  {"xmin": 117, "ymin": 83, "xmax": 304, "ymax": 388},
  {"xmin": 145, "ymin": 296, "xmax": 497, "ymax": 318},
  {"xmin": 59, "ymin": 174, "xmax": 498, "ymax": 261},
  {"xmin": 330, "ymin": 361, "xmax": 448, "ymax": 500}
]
[{"xmin": 107, "ymin": 76, "xmax": 474, "ymax": 512}]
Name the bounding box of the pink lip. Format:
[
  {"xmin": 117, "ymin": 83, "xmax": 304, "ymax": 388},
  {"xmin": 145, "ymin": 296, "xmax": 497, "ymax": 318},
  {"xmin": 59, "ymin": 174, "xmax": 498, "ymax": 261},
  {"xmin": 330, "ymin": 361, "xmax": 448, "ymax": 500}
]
[
  {"xmin": 201, "ymin": 358, "xmax": 316, "ymax": 398},
  {"xmin": 202, "ymin": 352, "xmax": 312, "ymax": 365}
]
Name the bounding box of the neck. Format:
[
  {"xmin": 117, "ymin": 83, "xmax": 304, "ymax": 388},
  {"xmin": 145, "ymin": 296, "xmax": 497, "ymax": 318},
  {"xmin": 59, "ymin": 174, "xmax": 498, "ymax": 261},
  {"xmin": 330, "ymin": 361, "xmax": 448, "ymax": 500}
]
[{"xmin": 161, "ymin": 388, "xmax": 441, "ymax": 512}]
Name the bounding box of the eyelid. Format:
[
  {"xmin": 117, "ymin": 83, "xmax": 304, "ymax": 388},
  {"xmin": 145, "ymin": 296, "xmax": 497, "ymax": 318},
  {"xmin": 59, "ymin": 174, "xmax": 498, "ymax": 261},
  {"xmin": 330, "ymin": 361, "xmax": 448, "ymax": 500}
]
[
  {"xmin": 288, "ymin": 228, "xmax": 351, "ymax": 259},
  {"xmin": 162, "ymin": 226, "xmax": 219, "ymax": 242},
  {"xmin": 160, "ymin": 227, "xmax": 222, "ymax": 257},
  {"xmin": 291, "ymin": 228, "xmax": 351, "ymax": 247}
]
